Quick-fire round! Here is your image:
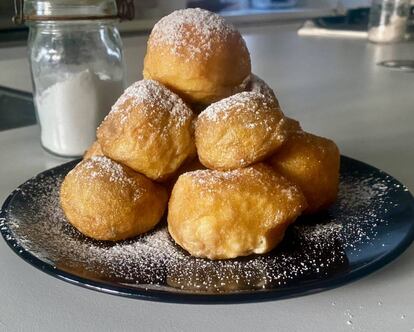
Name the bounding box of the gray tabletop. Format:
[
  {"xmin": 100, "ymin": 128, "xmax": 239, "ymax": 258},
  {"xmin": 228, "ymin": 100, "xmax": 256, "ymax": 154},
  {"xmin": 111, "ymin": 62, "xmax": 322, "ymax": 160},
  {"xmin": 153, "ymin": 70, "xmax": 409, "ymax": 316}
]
[{"xmin": 0, "ymin": 24, "xmax": 413, "ymax": 332}]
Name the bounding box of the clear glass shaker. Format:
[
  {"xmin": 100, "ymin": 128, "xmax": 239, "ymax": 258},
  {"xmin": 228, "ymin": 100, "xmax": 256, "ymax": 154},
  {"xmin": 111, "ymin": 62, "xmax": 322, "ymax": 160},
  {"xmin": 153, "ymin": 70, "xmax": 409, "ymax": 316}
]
[
  {"xmin": 22, "ymin": 0, "xmax": 126, "ymax": 157},
  {"xmin": 368, "ymin": 0, "xmax": 411, "ymax": 43}
]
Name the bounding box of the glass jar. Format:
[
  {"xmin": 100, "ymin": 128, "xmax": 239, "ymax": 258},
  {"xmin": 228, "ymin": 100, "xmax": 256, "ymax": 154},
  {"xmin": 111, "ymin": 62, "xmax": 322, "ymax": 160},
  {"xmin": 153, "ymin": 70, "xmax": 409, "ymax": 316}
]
[
  {"xmin": 24, "ymin": 0, "xmax": 126, "ymax": 157},
  {"xmin": 368, "ymin": 0, "xmax": 410, "ymax": 43}
]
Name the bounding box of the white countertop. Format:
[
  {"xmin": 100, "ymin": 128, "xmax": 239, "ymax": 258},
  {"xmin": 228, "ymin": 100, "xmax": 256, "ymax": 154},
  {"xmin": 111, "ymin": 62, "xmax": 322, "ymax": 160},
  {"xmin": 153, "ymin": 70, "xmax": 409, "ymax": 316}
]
[{"xmin": 0, "ymin": 24, "xmax": 414, "ymax": 332}]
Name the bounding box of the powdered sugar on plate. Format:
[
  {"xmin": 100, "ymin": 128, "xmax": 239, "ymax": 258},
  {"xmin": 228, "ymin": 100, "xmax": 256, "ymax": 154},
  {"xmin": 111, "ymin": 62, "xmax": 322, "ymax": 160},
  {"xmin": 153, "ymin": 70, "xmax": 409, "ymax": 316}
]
[{"xmin": 1, "ymin": 158, "xmax": 411, "ymax": 295}]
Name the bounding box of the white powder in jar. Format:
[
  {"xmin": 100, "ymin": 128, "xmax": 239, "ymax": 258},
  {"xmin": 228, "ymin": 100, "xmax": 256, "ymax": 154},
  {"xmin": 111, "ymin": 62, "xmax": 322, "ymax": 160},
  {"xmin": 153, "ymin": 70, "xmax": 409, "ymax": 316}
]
[{"xmin": 35, "ymin": 70, "xmax": 124, "ymax": 157}]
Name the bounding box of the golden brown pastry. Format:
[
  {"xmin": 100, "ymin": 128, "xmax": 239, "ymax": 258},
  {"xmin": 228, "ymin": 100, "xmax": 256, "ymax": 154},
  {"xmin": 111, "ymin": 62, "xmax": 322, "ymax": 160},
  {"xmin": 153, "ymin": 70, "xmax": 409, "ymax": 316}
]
[
  {"xmin": 279, "ymin": 116, "xmax": 303, "ymax": 137},
  {"xmin": 60, "ymin": 156, "xmax": 168, "ymax": 241},
  {"xmin": 97, "ymin": 80, "xmax": 196, "ymax": 182},
  {"xmin": 83, "ymin": 141, "xmax": 104, "ymax": 159},
  {"xmin": 246, "ymin": 74, "xmax": 279, "ymax": 107},
  {"xmin": 164, "ymin": 156, "xmax": 206, "ymax": 193},
  {"xmin": 168, "ymin": 164, "xmax": 307, "ymax": 260},
  {"xmin": 195, "ymin": 91, "xmax": 286, "ymax": 170},
  {"xmin": 143, "ymin": 8, "xmax": 251, "ymax": 105},
  {"xmin": 269, "ymin": 131, "xmax": 340, "ymax": 214}
]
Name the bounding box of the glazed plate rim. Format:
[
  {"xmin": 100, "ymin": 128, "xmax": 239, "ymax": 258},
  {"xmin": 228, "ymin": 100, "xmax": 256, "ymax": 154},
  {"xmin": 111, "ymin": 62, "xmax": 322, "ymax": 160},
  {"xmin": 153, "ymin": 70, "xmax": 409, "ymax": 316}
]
[{"xmin": 1, "ymin": 155, "xmax": 414, "ymax": 304}]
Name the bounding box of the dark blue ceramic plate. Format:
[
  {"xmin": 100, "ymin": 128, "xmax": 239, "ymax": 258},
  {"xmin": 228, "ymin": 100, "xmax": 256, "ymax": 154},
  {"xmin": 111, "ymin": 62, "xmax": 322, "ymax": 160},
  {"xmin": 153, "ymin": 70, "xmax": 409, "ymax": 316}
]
[{"xmin": 1, "ymin": 156, "xmax": 413, "ymax": 304}]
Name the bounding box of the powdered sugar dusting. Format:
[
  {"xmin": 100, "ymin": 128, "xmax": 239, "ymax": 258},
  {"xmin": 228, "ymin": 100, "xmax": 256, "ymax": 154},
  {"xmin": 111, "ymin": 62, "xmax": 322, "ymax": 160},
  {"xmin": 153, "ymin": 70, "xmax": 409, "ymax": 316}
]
[
  {"xmin": 2, "ymin": 159, "xmax": 410, "ymax": 294},
  {"xmin": 149, "ymin": 8, "xmax": 238, "ymax": 60},
  {"xmin": 246, "ymin": 74, "xmax": 278, "ymax": 105},
  {"xmin": 102, "ymin": 79, "xmax": 193, "ymax": 127},
  {"xmin": 70, "ymin": 156, "xmax": 145, "ymax": 200},
  {"xmin": 198, "ymin": 91, "xmax": 280, "ymax": 127},
  {"xmin": 83, "ymin": 156, "xmax": 128, "ymax": 182},
  {"xmin": 184, "ymin": 166, "xmax": 300, "ymax": 200}
]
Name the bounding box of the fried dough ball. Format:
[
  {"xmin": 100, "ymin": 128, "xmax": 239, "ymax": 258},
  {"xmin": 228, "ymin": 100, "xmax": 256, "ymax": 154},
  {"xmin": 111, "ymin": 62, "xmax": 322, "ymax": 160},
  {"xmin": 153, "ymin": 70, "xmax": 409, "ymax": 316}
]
[
  {"xmin": 195, "ymin": 92, "xmax": 286, "ymax": 170},
  {"xmin": 83, "ymin": 141, "xmax": 104, "ymax": 159},
  {"xmin": 280, "ymin": 116, "xmax": 302, "ymax": 136},
  {"xmin": 269, "ymin": 132, "xmax": 340, "ymax": 214},
  {"xmin": 164, "ymin": 156, "xmax": 206, "ymax": 193},
  {"xmin": 143, "ymin": 8, "xmax": 251, "ymax": 105},
  {"xmin": 97, "ymin": 80, "xmax": 196, "ymax": 182},
  {"xmin": 60, "ymin": 156, "xmax": 168, "ymax": 241},
  {"xmin": 168, "ymin": 164, "xmax": 307, "ymax": 260},
  {"xmin": 285, "ymin": 117, "xmax": 302, "ymax": 132},
  {"xmin": 246, "ymin": 74, "xmax": 279, "ymax": 107}
]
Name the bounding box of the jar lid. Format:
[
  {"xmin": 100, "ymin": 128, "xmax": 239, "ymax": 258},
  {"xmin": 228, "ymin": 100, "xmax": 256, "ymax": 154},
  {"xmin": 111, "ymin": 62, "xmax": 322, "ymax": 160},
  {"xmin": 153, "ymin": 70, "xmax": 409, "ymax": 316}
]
[{"xmin": 13, "ymin": 0, "xmax": 133, "ymax": 23}]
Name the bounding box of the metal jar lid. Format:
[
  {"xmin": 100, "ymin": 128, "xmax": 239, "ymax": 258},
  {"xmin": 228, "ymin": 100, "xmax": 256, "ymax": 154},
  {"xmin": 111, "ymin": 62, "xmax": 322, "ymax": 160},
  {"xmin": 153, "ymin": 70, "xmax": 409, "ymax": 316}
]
[{"xmin": 13, "ymin": 0, "xmax": 134, "ymax": 24}]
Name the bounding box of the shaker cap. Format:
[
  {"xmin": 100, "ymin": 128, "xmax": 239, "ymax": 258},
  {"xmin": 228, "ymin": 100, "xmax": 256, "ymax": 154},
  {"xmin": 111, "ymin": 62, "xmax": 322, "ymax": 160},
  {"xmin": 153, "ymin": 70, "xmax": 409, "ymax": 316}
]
[{"xmin": 13, "ymin": 0, "xmax": 134, "ymax": 23}]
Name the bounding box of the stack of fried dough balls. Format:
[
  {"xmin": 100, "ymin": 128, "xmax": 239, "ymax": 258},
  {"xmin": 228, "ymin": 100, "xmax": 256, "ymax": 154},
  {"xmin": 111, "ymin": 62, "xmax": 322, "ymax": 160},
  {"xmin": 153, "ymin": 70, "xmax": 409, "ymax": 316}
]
[{"xmin": 60, "ymin": 8, "xmax": 340, "ymax": 260}]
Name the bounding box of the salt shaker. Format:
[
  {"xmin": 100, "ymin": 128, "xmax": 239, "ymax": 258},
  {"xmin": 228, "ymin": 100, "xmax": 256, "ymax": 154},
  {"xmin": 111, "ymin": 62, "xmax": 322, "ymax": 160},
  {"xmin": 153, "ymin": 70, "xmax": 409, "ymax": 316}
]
[
  {"xmin": 17, "ymin": 0, "xmax": 128, "ymax": 157},
  {"xmin": 368, "ymin": 0, "xmax": 410, "ymax": 43}
]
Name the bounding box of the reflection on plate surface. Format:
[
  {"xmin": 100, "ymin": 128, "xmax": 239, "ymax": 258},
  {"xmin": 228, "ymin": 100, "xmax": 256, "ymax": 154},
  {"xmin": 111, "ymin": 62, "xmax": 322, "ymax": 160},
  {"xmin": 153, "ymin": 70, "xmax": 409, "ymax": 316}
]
[{"xmin": 1, "ymin": 156, "xmax": 414, "ymax": 303}]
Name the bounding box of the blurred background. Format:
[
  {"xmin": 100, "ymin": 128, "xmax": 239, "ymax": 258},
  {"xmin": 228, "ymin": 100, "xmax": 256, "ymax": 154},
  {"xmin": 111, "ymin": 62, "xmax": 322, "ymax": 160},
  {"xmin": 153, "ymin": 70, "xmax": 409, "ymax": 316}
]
[{"xmin": 0, "ymin": 0, "xmax": 375, "ymax": 37}]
